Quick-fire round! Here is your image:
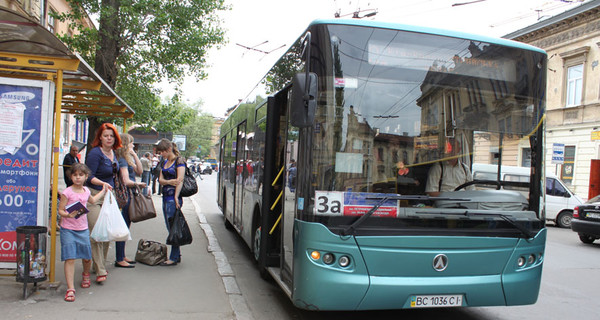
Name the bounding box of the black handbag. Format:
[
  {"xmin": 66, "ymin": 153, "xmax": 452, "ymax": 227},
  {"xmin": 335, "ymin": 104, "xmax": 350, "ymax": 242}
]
[
  {"xmin": 166, "ymin": 208, "xmax": 193, "ymax": 246},
  {"xmin": 128, "ymin": 185, "xmax": 157, "ymax": 222},
  {"xmin": 179, "ymin": 160, "xmax": 198, "ymax": 197},
  {"xmin": 135, "ymin": 239, "xmax": 167, "ymax": 266}
]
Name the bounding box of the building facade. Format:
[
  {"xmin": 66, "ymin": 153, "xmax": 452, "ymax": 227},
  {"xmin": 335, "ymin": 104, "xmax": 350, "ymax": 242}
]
[{"xmin": 506, "ymin": 0, "xmax": 600, "ymax": 200}]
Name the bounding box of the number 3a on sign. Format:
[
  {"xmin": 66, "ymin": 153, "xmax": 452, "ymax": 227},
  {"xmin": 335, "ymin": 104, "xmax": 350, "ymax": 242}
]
[{"xmin": 315, "ymin": 191, "xmax": 344, "ymax": 216}]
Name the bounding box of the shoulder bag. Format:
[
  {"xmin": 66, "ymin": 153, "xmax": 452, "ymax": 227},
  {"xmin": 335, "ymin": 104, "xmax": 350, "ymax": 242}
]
[
  {"xmin": 113, "ymin": 169, "xmax": 129, "ymax": 209},
  {"xmin": 179, "ymin": 157, "xmax": 198, "ymax": 197},
  {"xmin": 128, "ymin": 185, "xmax": 157, "ymax": 222}
]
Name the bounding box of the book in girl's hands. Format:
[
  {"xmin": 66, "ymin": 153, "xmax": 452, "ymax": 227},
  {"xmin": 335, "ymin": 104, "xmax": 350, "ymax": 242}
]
[{"xmin": 65, "ymin": 201, "xmax": 89, "ymax": 219}]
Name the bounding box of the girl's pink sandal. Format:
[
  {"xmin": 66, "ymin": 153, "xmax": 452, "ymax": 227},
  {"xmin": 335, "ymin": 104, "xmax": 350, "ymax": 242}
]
[
  {"xmin": 64, "ymin": 289, "xmax": 75, "ymax": 302},
  {"xmin": 81, "ymin": 272, "xmax": 91, "ymax": 288}
]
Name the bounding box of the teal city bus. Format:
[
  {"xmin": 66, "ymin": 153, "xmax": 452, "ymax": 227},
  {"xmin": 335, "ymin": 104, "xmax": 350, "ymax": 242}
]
[{"xmin": 217, "ymin": 19, "xmax": 547, "ymax": 310}]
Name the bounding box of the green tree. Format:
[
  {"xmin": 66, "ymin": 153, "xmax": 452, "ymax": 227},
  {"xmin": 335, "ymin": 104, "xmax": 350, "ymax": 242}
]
[
  {"xmin": 175, "ymin": 101, "xmax": 215, "ymax": 159},
  {"xmin": 154, "ymin": 95, "xmax": 196, "ymax": 134},
  {"xmin": 54, "ymin": 0, "xmax": 227, "ymax": 148}
]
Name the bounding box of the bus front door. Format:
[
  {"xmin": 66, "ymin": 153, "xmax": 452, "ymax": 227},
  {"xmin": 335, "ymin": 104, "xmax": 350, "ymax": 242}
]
[{"xmin": 234, "ymin": 121, "xmax": 247, "ymax": 228}]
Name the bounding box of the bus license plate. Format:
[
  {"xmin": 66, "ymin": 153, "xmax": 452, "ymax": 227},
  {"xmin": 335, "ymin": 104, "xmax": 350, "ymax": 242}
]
[{"xmin": 410, "ymin": 295, "xmax": 463, "ymax": 308}]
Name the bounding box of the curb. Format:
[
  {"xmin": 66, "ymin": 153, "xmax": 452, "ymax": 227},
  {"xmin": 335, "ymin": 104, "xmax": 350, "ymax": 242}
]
[{"xmin": 191, "ymin": 197, "xmax": 254, "ymax": 320}]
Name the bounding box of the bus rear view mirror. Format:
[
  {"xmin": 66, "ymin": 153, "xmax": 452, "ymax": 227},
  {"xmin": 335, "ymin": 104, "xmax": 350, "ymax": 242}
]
[{"xmin": 291, "ymin": 72, "xmax": 318, "ymax": 128}]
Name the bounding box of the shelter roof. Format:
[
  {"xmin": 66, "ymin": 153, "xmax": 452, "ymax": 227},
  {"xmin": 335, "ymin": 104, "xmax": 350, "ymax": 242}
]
[{"xmin": 0, "ymin": 7, "xmax": 133, "ymax": 119}]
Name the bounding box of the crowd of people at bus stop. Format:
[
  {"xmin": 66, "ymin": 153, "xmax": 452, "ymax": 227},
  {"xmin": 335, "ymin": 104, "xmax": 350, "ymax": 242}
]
[{"xmin": 58, "ymin": 123, "xmax": 191, "ymax": 302}]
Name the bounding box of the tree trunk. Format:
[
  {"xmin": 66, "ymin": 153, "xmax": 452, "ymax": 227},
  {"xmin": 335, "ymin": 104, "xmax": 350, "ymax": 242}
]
[
  {"xmin": 95, "ymin": 0, "xmax": 120, "ymax": 88},
  {"xmin": 86, "ymin": 0, "xmax": 121, "ymax": 157}
]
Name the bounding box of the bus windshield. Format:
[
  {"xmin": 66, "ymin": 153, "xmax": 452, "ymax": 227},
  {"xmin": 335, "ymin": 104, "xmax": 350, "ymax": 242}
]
[{"xmin": 307, "ymin": 24, "xmax": 546, "ymax": 236}]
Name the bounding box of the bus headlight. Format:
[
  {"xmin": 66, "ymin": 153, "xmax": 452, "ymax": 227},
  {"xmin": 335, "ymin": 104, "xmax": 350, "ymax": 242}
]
[
  {"xmin": 338, "ymin": 255, "xmax": 350, "ymax": 268},
  {"xmin": 322, "ymin": 253, "xmax": 335, "ymax": 265},
  {"xmin": 517, "ymin": 256, "xmax": 526, "ymax": 267},
  {"xmin": 528, "ymin": 254, "xmax": 536, "ymax": 264}
]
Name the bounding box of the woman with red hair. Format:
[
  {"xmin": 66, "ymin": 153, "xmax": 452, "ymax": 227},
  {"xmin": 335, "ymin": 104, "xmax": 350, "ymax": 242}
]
[{"xmin": 85, "ymin": 123, "xmax": 122, "ymax": 284}]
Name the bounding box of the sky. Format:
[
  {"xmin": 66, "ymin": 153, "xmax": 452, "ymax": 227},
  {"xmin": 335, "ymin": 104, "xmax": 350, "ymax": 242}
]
[{"xmin": 160, "ymin": 0, "xmax": 590, "ymax": 118}]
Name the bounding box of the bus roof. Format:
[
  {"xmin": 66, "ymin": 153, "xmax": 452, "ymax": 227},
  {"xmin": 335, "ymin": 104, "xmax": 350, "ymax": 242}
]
[{"xmin": 309, "ymin": 19, "xmax": 546, "ymax": 55}]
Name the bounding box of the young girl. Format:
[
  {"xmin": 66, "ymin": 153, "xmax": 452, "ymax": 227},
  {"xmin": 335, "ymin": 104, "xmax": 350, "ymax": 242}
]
[{"xmin": 58, "ymin": 163, "xmax": 107, "ymax": 302}]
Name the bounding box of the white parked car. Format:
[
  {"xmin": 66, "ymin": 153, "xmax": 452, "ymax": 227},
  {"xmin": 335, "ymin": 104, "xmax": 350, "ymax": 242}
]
[{"xmin": 471, "ymin": 164, "xmax": 583, "ymax": 228}]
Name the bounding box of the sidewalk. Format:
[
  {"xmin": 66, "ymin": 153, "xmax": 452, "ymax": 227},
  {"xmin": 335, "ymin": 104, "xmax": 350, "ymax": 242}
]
[{"xmin": 0, "ymin": 179, "xmax": 240, "ymax": 319}]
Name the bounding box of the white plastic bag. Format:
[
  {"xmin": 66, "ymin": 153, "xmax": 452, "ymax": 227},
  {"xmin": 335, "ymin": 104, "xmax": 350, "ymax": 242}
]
[
  {"xmin": 91, "ymin": 192, "xmax": 130, "ymax": 242},
  {"xmin": 90, "ymin": 193, "xmax": 111, "ymax": 242}
]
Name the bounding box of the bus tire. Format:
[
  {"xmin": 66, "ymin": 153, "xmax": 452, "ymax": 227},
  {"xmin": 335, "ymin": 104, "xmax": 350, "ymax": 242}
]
[
  {"xmin": 252, "ymin": 212, "xmax": 269, "ymax": 279},
  {"xmin": 556, "ymin": 211, "xmax": 573, "ymax": 228},
  {"xmin": 253, "ymin": 225, "xmax": 261, "ymax": 262}
]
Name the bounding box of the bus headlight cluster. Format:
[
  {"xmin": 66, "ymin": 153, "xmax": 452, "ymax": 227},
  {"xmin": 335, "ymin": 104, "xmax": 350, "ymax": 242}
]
[
  {"xmin": 310, "ymin": 250, "xmax": 352, "ymax": 268},
  {"xmin": 517, "ymin": 252, "xmax": 543, "ymax": 269}
]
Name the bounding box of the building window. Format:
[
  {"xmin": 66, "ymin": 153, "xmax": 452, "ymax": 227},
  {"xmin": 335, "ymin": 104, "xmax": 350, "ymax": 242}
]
[
  {"xmin": 47, "ymin": 9, "xmax": 56, "ymax": 34},
  {"xmin": 566, "ymin": 64, "xmax": 583, "ymax": 107},
  {"xmin": 560, "ymin": 46, "xmax": 589, "ymax": 108},
  {"xmin": 521, "ymin": 148, "xmax": 531, "ymax": 167}
]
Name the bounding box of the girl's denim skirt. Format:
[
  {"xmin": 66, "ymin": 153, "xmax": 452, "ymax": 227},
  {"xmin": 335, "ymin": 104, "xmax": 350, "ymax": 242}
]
[{"xmin": 60, "ymin": 228, "xmax": 92, "ymax": 261}]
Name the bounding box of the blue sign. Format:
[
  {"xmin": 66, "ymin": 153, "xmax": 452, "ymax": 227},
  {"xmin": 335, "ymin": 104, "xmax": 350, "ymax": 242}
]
[{"xmin": 552, "ymin": 143, "xmax": 565, "ymax": 164}]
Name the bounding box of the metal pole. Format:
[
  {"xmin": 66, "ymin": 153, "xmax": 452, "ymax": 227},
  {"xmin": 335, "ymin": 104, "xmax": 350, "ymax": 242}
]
[{"xmin": 49, "ymin": 69, "xmax": 63, "ymax": 283}]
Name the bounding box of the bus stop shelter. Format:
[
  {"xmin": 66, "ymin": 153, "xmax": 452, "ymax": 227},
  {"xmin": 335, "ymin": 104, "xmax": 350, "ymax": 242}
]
[{"xmin": 0, "ymin": 7, "xmax": 134, "ymax": 282}]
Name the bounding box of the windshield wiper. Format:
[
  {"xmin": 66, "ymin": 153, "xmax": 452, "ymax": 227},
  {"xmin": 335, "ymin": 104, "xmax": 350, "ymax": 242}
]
[
  {"xmin": 341, "ymin": 195, "xmax": 471, "ymax": 236},
  {"xmin": 466, "ymin": 212, "xmax": 535, "ymax": 238}
]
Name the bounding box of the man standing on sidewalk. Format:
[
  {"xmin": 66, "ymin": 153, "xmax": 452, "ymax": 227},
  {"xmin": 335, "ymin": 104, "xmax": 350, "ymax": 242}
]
[
  {"xmin": 62, "ymin": 145, "xmax": 80, "ymax": 187},
  {"xmin": 141, "ymin": 152, "xmax": 152, "ymax": 195}
]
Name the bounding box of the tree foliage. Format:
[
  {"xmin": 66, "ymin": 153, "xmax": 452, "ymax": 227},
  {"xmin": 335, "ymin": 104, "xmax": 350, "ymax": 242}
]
[
  {"xmin": 53, "ymin": 0, "xmax": 228, "ymax": 144},
  {"xmin": 175, "ymin": 101, "xmax": 215, "ymax": 159}
]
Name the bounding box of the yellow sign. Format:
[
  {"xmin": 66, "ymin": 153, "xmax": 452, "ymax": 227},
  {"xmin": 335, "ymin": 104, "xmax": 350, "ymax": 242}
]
[{"xmin": 592, "ymin": 131, "xmax": 600, "ymax": 140}]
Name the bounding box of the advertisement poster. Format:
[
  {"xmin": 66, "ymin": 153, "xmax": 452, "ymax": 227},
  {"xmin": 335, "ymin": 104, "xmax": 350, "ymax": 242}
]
[{"xmin": 0, "ymin": 78, "xmax": 52, "ymax": 267}]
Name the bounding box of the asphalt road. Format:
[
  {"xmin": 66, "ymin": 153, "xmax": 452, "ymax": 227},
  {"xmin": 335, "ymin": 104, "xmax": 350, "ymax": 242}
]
[{"xmin": 196, "ymin": 174, "xmax": 600, "ymax": 320}]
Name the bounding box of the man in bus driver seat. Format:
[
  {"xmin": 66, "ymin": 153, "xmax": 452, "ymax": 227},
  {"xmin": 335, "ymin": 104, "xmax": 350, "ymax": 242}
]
[{"xmin": 425, "ymin": 137, "xmax": 474, "ymax": 197}]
